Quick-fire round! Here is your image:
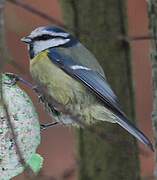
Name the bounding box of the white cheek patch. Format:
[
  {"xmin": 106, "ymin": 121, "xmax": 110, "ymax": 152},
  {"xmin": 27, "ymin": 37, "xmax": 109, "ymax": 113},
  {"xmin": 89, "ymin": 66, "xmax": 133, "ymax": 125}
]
[
  {"xmin": 33, "ymin": 38, "xmax": 70, "ymax": 55},
  {"xmin": 70, "ymin": 65, "xmax": 91, "ymax": 71}
]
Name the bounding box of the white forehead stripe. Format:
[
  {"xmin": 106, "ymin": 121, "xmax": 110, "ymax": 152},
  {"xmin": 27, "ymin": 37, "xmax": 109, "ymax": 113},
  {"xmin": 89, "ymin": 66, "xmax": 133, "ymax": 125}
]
[
  {"xmin": 70, "ymin": 65, "xmax": 91, "ymax": 71},
  {"xmin": 30, "ymin": 28, "xmax": 69, "ymax": 38}
]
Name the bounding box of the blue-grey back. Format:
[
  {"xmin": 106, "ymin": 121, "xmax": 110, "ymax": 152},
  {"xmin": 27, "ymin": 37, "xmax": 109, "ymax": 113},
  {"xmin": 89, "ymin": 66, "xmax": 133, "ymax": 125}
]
[{"xmin": 54, "ymin": 42, "xmax": 105, "ymax": 77}]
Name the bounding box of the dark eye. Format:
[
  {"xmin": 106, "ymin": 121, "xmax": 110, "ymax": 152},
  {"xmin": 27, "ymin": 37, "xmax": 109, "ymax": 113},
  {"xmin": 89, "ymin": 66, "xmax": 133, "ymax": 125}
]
[{"xmin": 33, "ymin": 34, "xmax": 53, "ymax": 41}]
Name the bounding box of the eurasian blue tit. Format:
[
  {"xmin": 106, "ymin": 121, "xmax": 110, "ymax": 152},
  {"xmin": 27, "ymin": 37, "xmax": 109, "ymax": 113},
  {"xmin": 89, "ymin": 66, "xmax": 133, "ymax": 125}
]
[{"xmin": 21, "ymin": 26, "xmax": 153, "ymax": 151}]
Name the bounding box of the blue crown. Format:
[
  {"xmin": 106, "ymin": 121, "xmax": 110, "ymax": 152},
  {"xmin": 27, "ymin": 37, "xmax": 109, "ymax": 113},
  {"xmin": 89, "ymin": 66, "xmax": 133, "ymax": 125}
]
[{"xmin": 44, "ymin": 26, "xmax": 67, "ymax": 34}]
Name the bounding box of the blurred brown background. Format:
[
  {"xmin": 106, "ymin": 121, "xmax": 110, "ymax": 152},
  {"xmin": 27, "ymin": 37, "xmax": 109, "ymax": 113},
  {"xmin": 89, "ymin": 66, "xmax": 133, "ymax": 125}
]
[{"xmin": 4, "ymin": 0, "xmax": 153, "ymax": 179}]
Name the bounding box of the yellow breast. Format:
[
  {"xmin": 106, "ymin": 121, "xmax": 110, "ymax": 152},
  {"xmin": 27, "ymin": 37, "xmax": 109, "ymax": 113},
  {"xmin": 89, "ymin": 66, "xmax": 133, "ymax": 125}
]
[
  {"xmin": 29, "ymin": 50, "xmax": 115, "ymax": 125},
  {"xmin": 30, "ymin": 50, "xmax": 86, "ymax": 106}
]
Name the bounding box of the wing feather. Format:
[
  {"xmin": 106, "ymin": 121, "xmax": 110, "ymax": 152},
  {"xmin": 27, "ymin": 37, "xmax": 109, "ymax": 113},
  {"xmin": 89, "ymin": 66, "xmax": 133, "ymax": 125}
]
[{"xmin": 48, "ymin": 48, "xmax": 153, "ymax": 151}]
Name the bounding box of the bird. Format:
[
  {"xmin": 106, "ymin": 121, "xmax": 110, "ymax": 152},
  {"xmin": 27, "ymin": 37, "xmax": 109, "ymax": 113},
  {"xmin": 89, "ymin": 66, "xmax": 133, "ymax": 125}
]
[{"xmin": 21, "ymin": 25, "xmax": 153, "ymax": 151}]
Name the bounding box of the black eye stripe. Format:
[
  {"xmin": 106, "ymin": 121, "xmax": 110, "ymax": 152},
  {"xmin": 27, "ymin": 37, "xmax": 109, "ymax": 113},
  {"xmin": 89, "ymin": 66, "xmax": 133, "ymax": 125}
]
[
  {"xmin": 33, "ymin": 34, "xmax": 68, "ymax": 41},
  {"xmin": 33, "ymin": 34, "xmax": 53, "ymax": 41}
]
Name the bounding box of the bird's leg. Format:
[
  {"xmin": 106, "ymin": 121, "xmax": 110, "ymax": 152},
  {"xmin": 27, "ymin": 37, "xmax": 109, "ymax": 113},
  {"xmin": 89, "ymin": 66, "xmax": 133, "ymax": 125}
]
[
  {"xmin": 4, "ymin": 73, "xmax": 34, "ymax": 89},
  {"xmin": 40, "ymin": 121, "xmax": 59, "ymax": 131}
]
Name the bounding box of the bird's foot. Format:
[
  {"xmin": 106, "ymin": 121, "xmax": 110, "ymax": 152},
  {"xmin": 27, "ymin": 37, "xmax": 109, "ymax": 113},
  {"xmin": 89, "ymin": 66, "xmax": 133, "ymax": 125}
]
[
  {"xmin": 38, "ymin": 94, "xmax": 45, "ymax": 103},
  {"xmin": 4, "ymin": 73, "xmax": 34, "ymax": 89},
  {"xmin": 31, "ymin": 85, "xmax": 44, "ymax": 103},
  {"xmin": 32, "ymin": 85, "xmax": 40, "ymax": 93},
  {"xmin": 4, "ymin": 73, "xmax": 20, "ymax": 86}
]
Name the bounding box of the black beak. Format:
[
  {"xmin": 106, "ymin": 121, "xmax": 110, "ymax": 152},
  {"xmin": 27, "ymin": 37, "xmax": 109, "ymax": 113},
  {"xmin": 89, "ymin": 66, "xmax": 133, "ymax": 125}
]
[{"xmin": 21, "ymin": 36, "xmax": 32, "ymax": 44}]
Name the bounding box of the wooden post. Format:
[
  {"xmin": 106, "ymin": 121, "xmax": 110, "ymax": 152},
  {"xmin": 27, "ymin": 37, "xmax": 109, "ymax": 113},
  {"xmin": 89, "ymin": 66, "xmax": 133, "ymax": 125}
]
[
  {"xmin": 147, "ymin": 0, "xmax": 157, "ymax": 179},
  {"xmin": 60, "ymin": 0, "xmax": 140, "ymax": 179}
]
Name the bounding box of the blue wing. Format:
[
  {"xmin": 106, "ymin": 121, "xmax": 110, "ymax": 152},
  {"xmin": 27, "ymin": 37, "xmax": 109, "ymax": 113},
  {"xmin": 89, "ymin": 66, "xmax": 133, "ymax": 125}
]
[{"xmin": 48, "ymin": 48, "xmax": 153, "ymax": 151}]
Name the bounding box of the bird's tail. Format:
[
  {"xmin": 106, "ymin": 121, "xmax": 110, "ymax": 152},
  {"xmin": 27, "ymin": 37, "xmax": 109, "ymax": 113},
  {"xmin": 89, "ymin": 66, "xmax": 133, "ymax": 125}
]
[{"xmin": 115, "ymin": 115, "xmax": 154, "ymax": 151}]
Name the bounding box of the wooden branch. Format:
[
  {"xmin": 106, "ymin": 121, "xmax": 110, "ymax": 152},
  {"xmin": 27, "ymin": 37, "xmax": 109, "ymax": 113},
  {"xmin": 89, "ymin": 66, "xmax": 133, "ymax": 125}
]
[{"xmin": 0, "ymin": 0, "xmax": 34, "ymax": 179}]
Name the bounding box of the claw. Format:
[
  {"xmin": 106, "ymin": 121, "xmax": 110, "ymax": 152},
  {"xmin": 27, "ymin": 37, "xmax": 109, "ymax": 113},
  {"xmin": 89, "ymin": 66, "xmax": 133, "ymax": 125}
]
[
  {"xmin": 4, "ymin": 73, "xmax": 20, "ymax": 86},
  {"xmin": 32, "ymin": 85, "xmax": 41, "ymax": 94},
  {"xmin": 38, "ymin": 94, "xmax": 45, "ymax": 103},
  {"xmin": 31, "ymin": 86, "xmax": 45, "ymax": 103},
  {"xmin": 40, "ymin": 122, "xmax": 58, "ymax": 130}
]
